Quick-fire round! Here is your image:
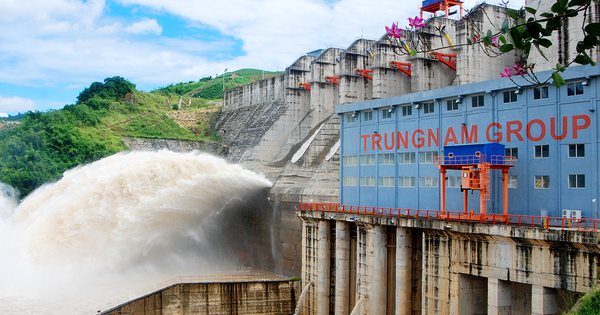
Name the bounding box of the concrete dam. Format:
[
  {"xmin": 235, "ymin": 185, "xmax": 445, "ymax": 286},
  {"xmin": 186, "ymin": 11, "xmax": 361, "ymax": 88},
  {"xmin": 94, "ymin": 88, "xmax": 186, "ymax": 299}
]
[{"xmin": 118, "ymin": 1, "xmax": 600, "ymax": 314}]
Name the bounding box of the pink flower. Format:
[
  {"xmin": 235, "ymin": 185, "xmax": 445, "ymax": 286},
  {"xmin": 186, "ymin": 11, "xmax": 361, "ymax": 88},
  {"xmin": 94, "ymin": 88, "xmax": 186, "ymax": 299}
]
[
  {"xmin": 500, "ymin": 68, "xmax": 512, "ymax": 78},
  {"xmin": 385, "ymin": 23, "xmax": 402, "ymax": 39},
  {"xmin": 491, "ymin": 37, "xmax": 499, "ymax": 48},
  {"xmin": 472, "ymin": 34, "xmax": 481, "ymax": 43},
  {"xmin": 512, "ymin": 64, "xmax": 525, "ymax": 77},
  {"xmin": 408, "ymin": 16, "xmax": 425, "ymax": 28}
]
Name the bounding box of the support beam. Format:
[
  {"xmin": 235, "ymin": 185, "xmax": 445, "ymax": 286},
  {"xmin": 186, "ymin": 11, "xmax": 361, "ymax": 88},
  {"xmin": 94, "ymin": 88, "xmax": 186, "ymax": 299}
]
[
  {"xmin": 366, "ymin": 225, "xmax": 387, "ymax": 315},
  {"xmin": 488, "ymin": 278, "xmax": 512, "ymax": 315},
  {"xmin": 317, "ymin": 220, "xmax": 331, "ymax": 315},
  {"xmin": 532, "ymin": 285, "xmax": 558, "ymax": 315},
  {"xmin": 396, "ymin": 227, "xmax": 412, "ymax": 315},
  {"xmin": 335, "ymin": 221, "xmax": 350, "ymax": 315}
]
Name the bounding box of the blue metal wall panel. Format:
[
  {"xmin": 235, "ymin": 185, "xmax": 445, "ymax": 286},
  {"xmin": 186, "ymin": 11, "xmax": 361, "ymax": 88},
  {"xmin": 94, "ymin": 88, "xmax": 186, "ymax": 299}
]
[{"xmin": 338, "ymin": 66, "xmax": 600, "ymax": 219}]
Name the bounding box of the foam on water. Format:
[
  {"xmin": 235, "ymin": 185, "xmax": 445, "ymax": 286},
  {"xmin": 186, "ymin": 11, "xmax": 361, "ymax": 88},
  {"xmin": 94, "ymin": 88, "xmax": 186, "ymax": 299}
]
[{"xmin": 0, "ymin": 150, "xmax": 272, "ymax": 314}]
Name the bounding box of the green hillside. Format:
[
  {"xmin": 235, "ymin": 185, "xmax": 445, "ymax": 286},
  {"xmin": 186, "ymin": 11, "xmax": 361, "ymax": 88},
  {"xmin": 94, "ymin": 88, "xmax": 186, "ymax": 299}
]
[{"xmin": 0, "ymin": 69, "xmax": 283, "ymax": 197}]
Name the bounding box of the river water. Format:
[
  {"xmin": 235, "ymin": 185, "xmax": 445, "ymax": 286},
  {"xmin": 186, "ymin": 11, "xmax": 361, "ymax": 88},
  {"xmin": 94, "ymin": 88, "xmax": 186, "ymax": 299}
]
[{"xmin": 0, "ymin": 150, "xmax": 272, "ymax": 314}]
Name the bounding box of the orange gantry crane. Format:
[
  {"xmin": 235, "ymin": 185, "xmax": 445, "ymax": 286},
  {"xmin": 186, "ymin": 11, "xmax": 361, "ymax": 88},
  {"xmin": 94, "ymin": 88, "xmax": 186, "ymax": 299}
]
[{"xmin": 434, "ymin": 144, "xmax": 515, "ymax": 222}]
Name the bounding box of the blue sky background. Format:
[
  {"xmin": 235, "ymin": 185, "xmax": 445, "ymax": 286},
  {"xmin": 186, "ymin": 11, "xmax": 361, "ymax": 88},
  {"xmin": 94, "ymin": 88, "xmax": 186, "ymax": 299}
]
[{"xmin": 0, "ymin": 0, "xmax": 525, "ymax": 117}]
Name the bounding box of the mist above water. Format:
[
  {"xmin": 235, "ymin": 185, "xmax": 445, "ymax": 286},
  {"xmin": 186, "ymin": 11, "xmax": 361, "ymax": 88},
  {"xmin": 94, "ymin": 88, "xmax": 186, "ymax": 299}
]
[{"xmin": 0, "ymin": 150, "xmax": 273, "ymax": 314}]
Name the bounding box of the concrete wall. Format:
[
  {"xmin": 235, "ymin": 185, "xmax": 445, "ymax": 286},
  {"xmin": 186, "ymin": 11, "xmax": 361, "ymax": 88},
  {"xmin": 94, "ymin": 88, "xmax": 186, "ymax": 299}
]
[
  {"xmin": 299, "ymin": 210, "xmax": 600, "ymax": 315},
  {"xmin": 102, "ymin": 281, "xmax": 300, "ymax": 315}
]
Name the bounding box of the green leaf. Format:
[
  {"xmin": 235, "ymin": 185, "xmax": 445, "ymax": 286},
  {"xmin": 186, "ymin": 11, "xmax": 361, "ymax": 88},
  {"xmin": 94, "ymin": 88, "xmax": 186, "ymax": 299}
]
[
  {"xmin": 499, "ymin": 35, "xmax": 507, "ymax": 44},
  {"xmin": 574, "ymin": 55, "xmax": 591, "ymax": 65},
  {"xmin": 483, "ymin": 29, "xmax": 493, "ymax": 46},
  {"xmin": 525, "ymin": 6, "xmax": 537, "ymax": 14},
  {"xmin": 552, "ymin": 72, "xmax": 566, "ymax": 88},
  {"xmin": 501, "ymin": 19, "xmax": 509, "ymax": 33},
  {"xmin": 537, "ymin": 38, "xmax": 553, "ymax": 48},
  {"xmin": 500, "ymin": 43, "xmax": 514, "ymax": 52},
  {"xmin": 569, "ymin": 0, "xmax": 589, "ymax": 6},
  {"xmin": 507, "ymin": 9, "xmax": 520, "ymax": 20},
  {"xmin": 467, "ymin": 37, "xmax": 473, "ymax": 45},
  {"xmin": 551, "ymin": 0, "xmax": 568, "ymax": 14},
  {"xmin": 583, "ymin": 34, "xmax": 598, "ymax": 49},
  {"xmin": 527, "ymin": 23, "xmax": 542, "ymax": 39},
  {"xmin": 540, "ymin": 12, "xmax": 554, "ymax": 18},
  {"xmin": 410, "ymin": 49, "xmax": 417, "ymax": 56},
  {"xmin": 584, "ymin": 22, "xmax": 600, "ymax": 36},
  {"xmin": 510, "ymin": 27, "xmax": 524, "ymax": 49},
  {"xmin": 556, "ymin": 63, "xmax": 565, "ymax": 71},
  {"xmin": 533, "ymin": 42, "xmax": 549, "ymax": 61}
]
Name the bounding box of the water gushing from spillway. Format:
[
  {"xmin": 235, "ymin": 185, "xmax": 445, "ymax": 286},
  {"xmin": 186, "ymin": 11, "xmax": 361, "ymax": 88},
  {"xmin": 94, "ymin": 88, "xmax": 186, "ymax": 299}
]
[{"xmin": 0, "ymin": 150, "xmax": 273, "ymax": 314}]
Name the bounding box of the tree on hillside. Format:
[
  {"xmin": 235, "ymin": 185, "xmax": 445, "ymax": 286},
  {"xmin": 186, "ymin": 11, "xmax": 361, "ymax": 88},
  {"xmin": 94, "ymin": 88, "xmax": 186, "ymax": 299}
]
[{"xmin": 77, "ymin": 76, "xmax": 136, "ymax": 104}]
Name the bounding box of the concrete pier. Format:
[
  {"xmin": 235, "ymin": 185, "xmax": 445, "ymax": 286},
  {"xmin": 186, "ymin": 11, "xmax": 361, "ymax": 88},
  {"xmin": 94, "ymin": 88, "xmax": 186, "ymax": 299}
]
[
  {"xmin": 299, "ymin": 211, "xmax": 600, "ymax": 315},
  {"xmin": 335, "ymin": 221, "xmax": 350, "ymax": 315}
]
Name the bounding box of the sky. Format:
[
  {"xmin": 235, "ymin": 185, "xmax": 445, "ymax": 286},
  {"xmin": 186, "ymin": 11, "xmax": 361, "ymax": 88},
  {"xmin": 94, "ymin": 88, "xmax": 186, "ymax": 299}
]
[{"xmin": 0, "ymin": 0, "xmax": 526, "ymax": 117}]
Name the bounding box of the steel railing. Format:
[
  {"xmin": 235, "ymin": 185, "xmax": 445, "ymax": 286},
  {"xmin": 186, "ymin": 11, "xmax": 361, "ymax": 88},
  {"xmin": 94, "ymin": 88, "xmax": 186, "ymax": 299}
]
[{"xmin": 300, "ymin": 203, "xmax": 600, "ymax": 232}]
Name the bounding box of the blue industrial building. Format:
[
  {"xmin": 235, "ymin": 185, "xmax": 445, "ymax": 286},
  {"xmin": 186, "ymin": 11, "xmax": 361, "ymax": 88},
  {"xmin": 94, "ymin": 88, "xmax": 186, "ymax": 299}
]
[{"xmin": 336, "ymin": 65, "xmax": 600, "ymax": 219}]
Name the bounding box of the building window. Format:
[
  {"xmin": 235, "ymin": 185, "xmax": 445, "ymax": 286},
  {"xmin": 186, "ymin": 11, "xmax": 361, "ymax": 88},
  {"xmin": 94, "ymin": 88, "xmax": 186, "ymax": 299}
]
[
  {"xmin": 505, "ymin": 147, "xmax": 518, "ymax": 159},
  {"xmin": 378, "ymin": 153, "xmax": 394, "ymax": 165},
  {"xmin": 508, "ymin": 175, "xmax": 518, "ymax": 188},
  {"xmin": 363, "ymin": 111, "xmax": 373, "ymax": 121},
  {"xmin": 534, "ymin": 175, "xmax": 550, "ymax": 189},
  {"xmin": 471, "ymin": 95, "xmax": 484, "ymax": 107},
  {"xmin": 343, "ymin": 155, "xmax": 357, "ymax": 166},
  {"xmin": 360, "ymin": 176, "xmax": 376, "ymax": 186},
  {"xmin": 534, "ymin": 86, "xmax": 549, "ymax": 99},
  {"xmin": 503, "ymin": 90, "xmax": 518, "ymax": 103},
  {"xmin": 379, "ymin": 176, "xmax": 394, "ymax": 187},
  {"xmin": 419, "ymin": 176, "xmax": 439, "ymax": 187},
  {"xmin": 446, "ymin": 176, "xmax": 461, "ymax": 188},
  {"xmin": 343, "ymin": 176, "xmax": 357, "ymax": 186},
  {"xmin": 398, "ymin": 176, "xmax": 416, "ymax": 187},
  {"xmin": 424, "ymin": 102, "xmax": 435, "ymax": 114},
  {"xmin": 360, "ymin": 154, "xmax": 376, "ymax": 165},
  {"xmin": 568, "ymin": 144, "xmax": 585, "ymax": 157},
  {"xmin": 402, "ymin": 105, "xmax": 412, "ymax": 116},
  {"xmin": 382, "ymin": 109, "xmax": 393, "ymax": 119},
  {"xmin": 534, "ymin": 144, "xmax": 549, "ymax": 158},
  {"xmin": 419, "ymin": 151, "xmax": 438, "ymax": 164},
  {"xmin": 447, "ymin": 99, "xmax": 459, "ymax": 111},
  {"xmin": 346, "ymin": 113, "xmax": 357, "ymax": 123},
  {"xmin": 567, "ymin": 81, "xmax": 584, "ymax": 96},
  {"xmin": 398, "ymin": 152, "xmax": 416, "ymax": 164},
  {"xmin": 568, "ymin": 174, "xmax": 585, "ymax": 188}
]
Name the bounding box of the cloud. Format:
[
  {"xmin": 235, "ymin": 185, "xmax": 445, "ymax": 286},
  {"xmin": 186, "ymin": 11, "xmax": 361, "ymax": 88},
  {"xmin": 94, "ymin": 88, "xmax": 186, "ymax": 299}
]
[
  {"xmin": 0, "ymin": 96, "xmax": 36, "ymax": 113},
  {"xmin": 0, "ymin": 113, "xmax": 8, "ymax": 118},
  {"xmin": 125, "ymin": 19, "xmax": 162, "ymax": 35},
  {"xmin": 66, "ymin": 84, "xmax": 84, "ymax": 89}
]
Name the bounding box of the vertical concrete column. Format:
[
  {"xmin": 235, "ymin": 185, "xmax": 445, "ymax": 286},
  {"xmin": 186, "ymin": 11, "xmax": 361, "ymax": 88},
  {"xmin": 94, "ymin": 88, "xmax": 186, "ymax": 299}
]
[
  {"xmin": 335, "ymin": 221, "xmax": 350, "ymax": 315},
  {"xmin": 488, "ymin": 278, "xmax": 512, "ymax": 315},
  {"xmin": 317, "ymin": 220, "xmax": 331, "ymax": 315},
  {"xmin": 532, "ymin": 285, "xmax": 558, "ymax": 315},
  {"xmin": 366, "ymin": 225, "xmax": 387, "ymax": 315},
  {"xmin": 395, "ymin": 227, "xmax": 412, "ymax": 315}
]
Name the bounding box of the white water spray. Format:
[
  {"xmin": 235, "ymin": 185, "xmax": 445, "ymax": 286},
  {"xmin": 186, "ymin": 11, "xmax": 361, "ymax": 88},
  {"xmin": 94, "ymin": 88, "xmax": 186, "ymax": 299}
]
[{"xmin": 0, "ymin": 150, "xmax": 273, "ymax": 314}]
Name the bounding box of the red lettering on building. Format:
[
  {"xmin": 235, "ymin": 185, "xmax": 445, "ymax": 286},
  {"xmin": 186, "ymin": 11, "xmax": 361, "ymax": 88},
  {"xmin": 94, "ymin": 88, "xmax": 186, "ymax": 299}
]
[
  {"xmin": 397, "ymin": 131, "xmax": 409, "ymax": 149},
  {"xmin": 486, "ymin": 123, "xmax": 502, "ymax": 142},
  {"xmin": 526, "ymin": 119, "xmax": 546, "ymax": 141},
  {"xmin": 384, "ymin": 132, "xmax": 395, "ymax": 150},
  {"xmin": 361, "ymin": 134, "xmax": 371, "ymax": 151},
  {"xmin": 372, "ymin": 133, "xmax": 382, "ymax": 150},
  {"xmin": 506, "ymin": 121, "xmax": 524, "ymax": 142},
  {"xmin": 461, "ymin": 125, "xmax": 478, "ymax": 144},
  {"xmin": 428, "ymin": 128, "xmax": 439, "ymax": 147},
  {"xmin": 413, "ymin": 129, "xmax": 425, "ymax": 148},
  {"xmin": 572, "ymin": 115, "xmax": 591, "ymax": 139},
  {"xmin": 443, "ymin": 127, "xmax": 459, "ymax": 146},
  {"xmin": 550, "ymin": 116, "xmax": 568, "ymax": 140}
]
